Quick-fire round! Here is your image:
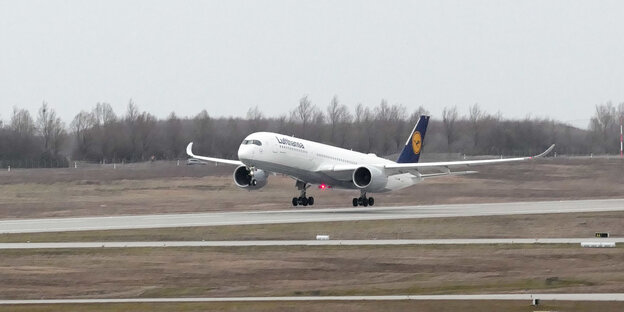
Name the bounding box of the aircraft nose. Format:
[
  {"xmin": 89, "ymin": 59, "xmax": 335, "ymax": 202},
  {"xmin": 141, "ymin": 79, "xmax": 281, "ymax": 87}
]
[{"xmin": 238, "ymin": 144, "xmax": 252, "ymax": 161}]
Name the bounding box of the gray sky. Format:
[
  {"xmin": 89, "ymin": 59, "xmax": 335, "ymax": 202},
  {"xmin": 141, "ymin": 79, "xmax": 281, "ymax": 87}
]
[{"xmin": 1, "ymin": 0, "xmax": 623, "ymax": 128}]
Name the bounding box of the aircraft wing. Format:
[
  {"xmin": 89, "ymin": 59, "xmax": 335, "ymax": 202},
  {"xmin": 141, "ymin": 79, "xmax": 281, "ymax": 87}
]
[
  {"xmin": 319, "ymin": 144, "xmax": 555, "ymax": 179},
  {"xmin": 384, "ymin": 144, "xmax": 555, "ymax": 174},
  {"xmin": 186, "ymin": 142, "xmax": 244, "ymax": 166}
]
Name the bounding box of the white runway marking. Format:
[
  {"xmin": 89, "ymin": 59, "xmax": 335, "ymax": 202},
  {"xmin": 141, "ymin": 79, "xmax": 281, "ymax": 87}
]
[
  {"xmin": 0, "ymin": 238, "xmax": 621, "ymax": 249},
  {"xmin": 1, "ymin": 293, "xmax": 623, "ymax": 304},
  {"xmin": 1, "ymin": 198, "xmax": 623, "ymax": 234}
]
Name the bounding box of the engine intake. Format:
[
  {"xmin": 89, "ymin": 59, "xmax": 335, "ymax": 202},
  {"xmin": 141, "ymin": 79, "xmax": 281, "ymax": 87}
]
[
  {"xmin": 352, "ymin": 166, "xmax": 387, "ymax": 192},
  {"xmin": 233, "ymin": 166, "xmax": 267, "ymax": 190}
]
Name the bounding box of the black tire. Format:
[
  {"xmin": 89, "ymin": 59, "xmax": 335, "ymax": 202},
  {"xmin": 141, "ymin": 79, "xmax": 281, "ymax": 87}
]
[
  {"xmin": 368, "ymin": 197, "xmax": 375, "ymax": 206},
  {"xmin": 292, "ymin": 197, "xmax": 298, "ymax": 206},
  {"xmin": 362, "ymin": 199, "xmax": 368, "ymax": 207},
  {"xmin": 308, "ymin": 197, "xmax": 314, "ymax": 206},
  {"xmin": 251, "ymin": 179, "xmax": 257, "ymax": 186},
  {"xmin": 352, "ymin": 198, "xmax": 358, "ymax": 207},
  {"xmin": 301, "ymin": 197, "xmax": 308, "ymax": 206}
]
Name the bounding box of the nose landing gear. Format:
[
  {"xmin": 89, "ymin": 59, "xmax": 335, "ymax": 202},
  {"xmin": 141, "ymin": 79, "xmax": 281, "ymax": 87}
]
[
  {"xmin": 352, "ymin": 191, "xmax": 374, "ymax": 207},
  {"xmin": 292, "ymin": 180, "xmax": 314, "ymax": 207}
]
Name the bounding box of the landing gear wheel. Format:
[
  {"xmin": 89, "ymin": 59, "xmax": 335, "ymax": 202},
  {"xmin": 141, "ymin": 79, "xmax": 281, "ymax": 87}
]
[
  {"xmin": 353, "ymin": 191, "xmax": 373, "ymax": 207},
  {"xmin": 293, "ymin": 180, "xmax": 312, "ymax": 207},
  {"xmin": 251, "ymin": 179, "xmax": 257, "ymax": 186}
]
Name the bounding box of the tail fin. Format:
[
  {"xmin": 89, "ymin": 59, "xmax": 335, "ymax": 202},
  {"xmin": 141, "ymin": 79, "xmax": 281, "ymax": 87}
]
[{"xmin": 396, "ymin": 115, "xmax": 430, "ymax": 163}]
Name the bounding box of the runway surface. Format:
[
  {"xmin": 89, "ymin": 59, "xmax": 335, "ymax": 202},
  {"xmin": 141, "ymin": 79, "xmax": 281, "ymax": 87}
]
[
  {"xmin": 0, "ymin": 238, "xmax": 620, "ymax": 249},
  {"xmin": 1, "ymin": 294, "xmax": 623, "ymax": 304},
  {"xmin": 1, "ymin": 198, "xmax": 624, "ymax": 234}
]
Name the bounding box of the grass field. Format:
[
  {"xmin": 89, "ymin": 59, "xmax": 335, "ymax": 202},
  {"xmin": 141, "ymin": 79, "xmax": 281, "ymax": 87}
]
[
  {"xmin": 0, "ymin": 158, "xmax": 623, "ymax": 219},
  {"xmin": 1, "ymin": 245, "xmax": 623, "ymax": 299},
  {"xmin": 1, "ymin": 158, "xmax": 623, "ymax": 310},
  {"xmin": 1, "ymin": 301, "xmax": 623, "ymax": 312}
]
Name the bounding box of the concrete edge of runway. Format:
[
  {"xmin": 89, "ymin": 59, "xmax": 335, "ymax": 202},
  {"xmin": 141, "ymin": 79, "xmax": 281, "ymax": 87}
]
[
  {"xmin": 1, "ymin": 294, "xmax": 623, "ymax": 304},
  {"xmin": 2, "ymin": 198, "xmax": 624, "ymax": 234},
  {"xmin": 0, "ymin": 238, "xmax": 620, "ymax": 249}
]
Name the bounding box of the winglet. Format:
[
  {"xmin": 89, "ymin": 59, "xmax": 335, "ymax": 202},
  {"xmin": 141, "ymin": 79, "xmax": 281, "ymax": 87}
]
[
  {"xmin": 186, "ymin": 142, "xmax": 195, "ymax": 158},
  {"xmin": 531, "ymin": 144, "xmax": 555, "ymax": 159}
]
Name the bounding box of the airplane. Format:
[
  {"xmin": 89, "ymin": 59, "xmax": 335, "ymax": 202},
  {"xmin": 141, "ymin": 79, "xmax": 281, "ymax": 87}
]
[{"xmin": 186, "ymin": 115, "xmax": 554, "ymax": 207}]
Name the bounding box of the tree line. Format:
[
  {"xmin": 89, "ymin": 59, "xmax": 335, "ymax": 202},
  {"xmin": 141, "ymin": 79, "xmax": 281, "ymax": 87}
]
[{"xmin": 0, "ymin": 98, "xmax": 622, "ymax": 168}]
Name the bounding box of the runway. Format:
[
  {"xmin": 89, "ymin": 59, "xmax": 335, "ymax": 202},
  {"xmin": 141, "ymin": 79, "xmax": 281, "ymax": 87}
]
[
  {"xmin": 0, "ymin": 238, "xmax": 620, "ymax": 249},
  {"xmin": 1, "ymin": 294, "xmax": 623, "ymax": 304},
  {"xmin": 1, "ymin": 198, "xmax": 623, "ymax": 234}
]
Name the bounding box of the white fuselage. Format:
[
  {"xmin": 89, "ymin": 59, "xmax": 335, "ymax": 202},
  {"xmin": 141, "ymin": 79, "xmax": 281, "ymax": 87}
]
[{"xmin": 237, "ymin": 132, "xmax": 421, "ymax": 193}]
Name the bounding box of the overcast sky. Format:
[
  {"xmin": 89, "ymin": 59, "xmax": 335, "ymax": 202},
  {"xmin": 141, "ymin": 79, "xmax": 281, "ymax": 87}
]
[{"xmin": 1, "ymin": 0, "xmax": 624, "ymax": 128}]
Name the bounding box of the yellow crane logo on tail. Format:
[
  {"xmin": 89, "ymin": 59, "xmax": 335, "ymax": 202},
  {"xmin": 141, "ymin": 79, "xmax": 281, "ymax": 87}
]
[{"xmin": 411, "ymin": 131, "xmax": 422, "ymax": 154}]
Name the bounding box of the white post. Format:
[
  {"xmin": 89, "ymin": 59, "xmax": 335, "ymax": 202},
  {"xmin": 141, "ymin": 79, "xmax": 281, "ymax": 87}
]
[
  {"xmin": 113, "ymin": 163, "xmax": 116, "ymax": 169},
  {"xmin": 7, "ymin": 166, "xmax": 10, "ymax": 172},
  {"xmin": 177, "ymin": 159, "xmax": 180, "ymax": 166},
  {"xmin": 74, "ymin": 161, "xmax": 77, "ymax": 169}
]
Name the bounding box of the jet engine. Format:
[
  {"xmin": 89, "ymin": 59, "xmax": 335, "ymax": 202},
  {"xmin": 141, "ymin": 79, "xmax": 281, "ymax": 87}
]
[
  {"xmin": 352, "ymin": 166, "xmax": 387, "ymax": 192},
  {"xmin": 233, "ymin": 165, "xmax": 268, "ymax": 190}
]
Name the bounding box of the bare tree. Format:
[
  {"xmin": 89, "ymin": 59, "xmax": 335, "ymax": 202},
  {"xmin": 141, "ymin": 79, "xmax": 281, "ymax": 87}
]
[
  {"xmin": 8, "ymin": 107, "xmax": 37, "ymax": 161},
  {"xmin": 353, "ymin": 103, "xmax": 374, "ymax": 152},
  {"xmin": 291, "ymin": 95, "xmax": 316, "ymax": 137},
  {"xmin": 326, "ymin": 95, "xmax": 350, "ymax": 144},
  {"xmin": 70, "ymin": 111, "xmax": 96, "ymax": 159},
  {"xmin": 165, "ymin": 112, "xmax": 183, "ymax": 159},
  {"xmin": 589, "ymin": 102, "xmax": 617, "ymax": 153},
  {"xmin": 409, "ymin": 105, "xmax": 430, "ymax": 125},
  {"xmin": 246, "ymin": 105, "xmax": 265, "ymax": 132},
  {"xmin": 93, "ymin": 102, "xmax": 117, "ymax": 125},
  {"xmin": 36, "ymin": 102, "xmax": 67, "ymax": 162},
  {"xmin": 193, "ymin": 110, "xmax": 213, "ymax": 155},
  {"xmin": 442, "ymin": 105, "xmax": 459, "ymax": 151},
  {"xmin": 468, "ymin": 103, "xmax": 486, "ymax": 151},
  {"xmin": 10, "ymin": 107, "xmax": 35, "ymax": 136},
  {"xmin": 124, "ymin": 101, "xmax": 156, "ymax": 161}
]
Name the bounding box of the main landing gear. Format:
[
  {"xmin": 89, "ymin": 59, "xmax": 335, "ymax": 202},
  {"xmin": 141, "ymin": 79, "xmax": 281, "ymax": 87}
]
[
  {"xmin": 292, "ymin": 180, "xmax": 314, "ymax": 207},
  {"xmin": 353, "ymin": 191, "xmax": 374, "ymax": 207}
]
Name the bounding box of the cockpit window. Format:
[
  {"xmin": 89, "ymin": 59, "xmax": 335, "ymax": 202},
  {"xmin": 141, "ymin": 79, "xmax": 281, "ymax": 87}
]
[{"xmin": 242, "ymin": 139, "xmax": 262, "ymax": 146}]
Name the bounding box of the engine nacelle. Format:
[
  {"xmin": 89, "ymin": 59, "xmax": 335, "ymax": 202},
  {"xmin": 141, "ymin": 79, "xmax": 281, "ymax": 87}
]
[
  {"xmin": 233, "ymin": 165, "xmax": 268, "ymax": 190},
  {"xmin": 352, "ymin": 166, "xmax": 388, "ymax": 192}
]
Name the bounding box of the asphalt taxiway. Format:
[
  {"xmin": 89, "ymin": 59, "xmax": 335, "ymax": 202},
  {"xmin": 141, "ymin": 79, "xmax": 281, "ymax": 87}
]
[
  {"xmin": 0, "ymin": 238, "xmax": 620, "ymax": 249},
  {"xmin": 1, "ymin": 198, "xmax": 623, "ymax": 234},
  {"xmin": 1, "ymin": 293, "xmax": 623, "ymax": 304}
]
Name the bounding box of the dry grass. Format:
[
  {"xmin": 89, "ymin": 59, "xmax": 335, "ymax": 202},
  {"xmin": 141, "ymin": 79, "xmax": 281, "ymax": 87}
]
[
  {"xmin": 1, "ymin": 245, "xmax": 624, "ymax": 300},
  {"xmin": 1, "ymin": 159, "xmax": 624, "ymax": 306},
  {"xmin": 1, "ymin": 301, "xmax": 622, "ymax": 312},
  {"xmin": 0, "ymin": 158, "xmax": 623, "ymax": 219}
]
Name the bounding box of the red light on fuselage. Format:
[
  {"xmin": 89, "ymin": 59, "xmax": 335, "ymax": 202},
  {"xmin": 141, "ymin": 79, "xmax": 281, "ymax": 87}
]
[{"xmin": 319, "ymin": 183, "xmax": 327, "ymax": 190}]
